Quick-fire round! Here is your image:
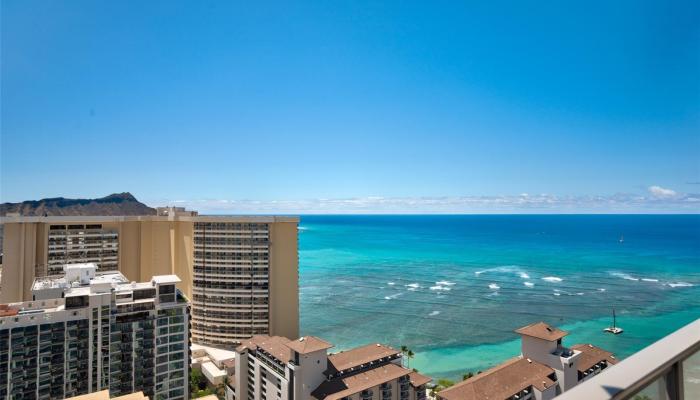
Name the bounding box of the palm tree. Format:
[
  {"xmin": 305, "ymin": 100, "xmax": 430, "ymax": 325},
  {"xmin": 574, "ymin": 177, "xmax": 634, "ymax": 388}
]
[
  {"xmin": 400, "ymin": 345, "xmax": 409, "ymax": 367},
  {"xmin": 407, "ymin": 350, "xmax": 415, "ymax": 368}
]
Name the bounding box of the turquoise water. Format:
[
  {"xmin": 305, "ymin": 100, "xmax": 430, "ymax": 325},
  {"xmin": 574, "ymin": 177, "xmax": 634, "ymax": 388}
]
[{"xmin": 298, "ymin": 215, "xmax": 700, "ymax": 379}]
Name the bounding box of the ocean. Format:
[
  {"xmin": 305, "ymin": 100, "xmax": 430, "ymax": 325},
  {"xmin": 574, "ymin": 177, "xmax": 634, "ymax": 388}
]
[{"xmin": 298, "ymin": 215, "xmax": 700, "ymax": 380}]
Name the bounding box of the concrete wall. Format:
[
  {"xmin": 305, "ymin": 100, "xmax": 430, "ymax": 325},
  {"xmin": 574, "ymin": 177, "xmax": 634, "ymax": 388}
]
[
  {"xmin": 294, "ymin": 349, "xmax": 328, "ymax": 400},
  {"xmin": 268, "ymin": 221, "xmax": 299, "ymax": 339}
]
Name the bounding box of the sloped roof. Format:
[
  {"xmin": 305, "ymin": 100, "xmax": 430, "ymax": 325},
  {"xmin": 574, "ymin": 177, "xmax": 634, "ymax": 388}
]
[
  {"xmin": 286, "ymin": 336, "xmax": 334, "ymax": 354},
  {"xmin": 409, "ymin": 371, "xmax": 432, "ymax": 387},
  {"xmin": 437, "ymin": 357, "xmax": 556, "ymax": 400},
  {"xmin": 312, "ymin": 363, "xmax": 410, "ymax": 400},
  {"xmin": 571, "ymin": 344, "xmax": 618, "ymax": 373},
  {"xmin": 327, "ymin": 343, "xmax": 400, "ymax": 373},
  {"xmin": 515, "ymin": 322, "xmax": 568, "ymax": 341},
  {"xmin": 236, "ymin": 335, "xmax": 293, "ymax": 363}
]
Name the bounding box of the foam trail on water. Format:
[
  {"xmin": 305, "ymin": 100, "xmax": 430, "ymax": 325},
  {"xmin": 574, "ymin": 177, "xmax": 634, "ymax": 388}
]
[
  {"xmin": 641, "ymin": 278, "xmax": 659, "ymax": 282},
  {"xmin": 524, "ymin": 282, "xmax": 535, "ymax": 287},
  {"xmin": 405, "ymin": 283, "xmax": 420, "ymax": 288},
  {"xmin": 542, "ymin": 276, "xmax": 563, "ymax": 283},
  {"xmin": 610, "ymin": 272, "xmax": 639, "ymax": 281},
  {"xmin": 668, "ymin": 282, "xmax": 694, "ymax": 288},
  {"xmin": 436, "ymin": 281, "xmax": 456, "ymax": 286},
  {"xmin": 430, "ymin": 285, "xmax": 451, "ymax": 291}
]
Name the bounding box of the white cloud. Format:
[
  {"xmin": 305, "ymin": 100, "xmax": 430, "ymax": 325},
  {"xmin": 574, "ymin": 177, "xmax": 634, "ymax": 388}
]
[
  {"xmin": 648, "ymin": 185, "xmax": 677, "ymax": 198},
  {"xmin": 147, "ymin": 190, "xmax": 700, "ymax": 214}
]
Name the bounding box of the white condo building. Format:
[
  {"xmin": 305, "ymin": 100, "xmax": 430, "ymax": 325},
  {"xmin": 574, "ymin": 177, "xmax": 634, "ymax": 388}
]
[{"xmin": 0, "ymin": 263, "xmax": 190, "ymax": 400}]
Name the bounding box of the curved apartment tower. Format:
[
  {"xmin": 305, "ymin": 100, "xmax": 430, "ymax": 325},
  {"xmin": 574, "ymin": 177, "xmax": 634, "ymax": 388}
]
[{"xmin": 192, "ymin": 220, "xmax": 297, "ymax": 348}]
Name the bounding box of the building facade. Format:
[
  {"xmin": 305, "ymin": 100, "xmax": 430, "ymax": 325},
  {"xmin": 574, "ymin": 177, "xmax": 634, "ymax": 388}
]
[
  {"xmin": 0, "ymin": 207, "xmax": 300, "ymax": 346},
  {"xmin": 0, "ymin": 264, "xmax": 190, "ymax": 399},
  {"xmin": 45, "ymin": 223, "xmax": 119, "ymax": 275},
  {"xmin": 232, "ymin": 335, "xmax": 431, "ymax": 400},
  {"xmin": 436, "ymin": 322, "xmax": 617, "ymax": 400}
]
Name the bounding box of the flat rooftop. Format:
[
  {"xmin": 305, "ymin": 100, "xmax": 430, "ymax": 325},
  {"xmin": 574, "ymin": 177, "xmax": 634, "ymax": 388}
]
[
  {"xmin": 1, "ymin": 214, "xmax": 299, "ymax": 223},
  {"xmin": 32, "ymin": 270, "xmax": 129, "ymax": 291}
]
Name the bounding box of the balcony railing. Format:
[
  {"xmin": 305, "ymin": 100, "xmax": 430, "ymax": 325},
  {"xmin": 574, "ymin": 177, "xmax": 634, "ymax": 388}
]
[{"xmin": 558, "ymin": 318, "xmax": 700, "ymax": 400}]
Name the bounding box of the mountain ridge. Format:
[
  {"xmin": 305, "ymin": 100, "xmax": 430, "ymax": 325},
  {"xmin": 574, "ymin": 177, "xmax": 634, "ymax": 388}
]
[{"xmin": 0, "ymin": 192, "xmax": 156, "ymax": 216}]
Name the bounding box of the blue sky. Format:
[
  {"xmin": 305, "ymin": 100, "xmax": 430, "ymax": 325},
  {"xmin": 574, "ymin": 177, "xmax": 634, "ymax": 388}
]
[{"xmin": 2, "ymin": 1, "xmax": 699, "ymax": 213}]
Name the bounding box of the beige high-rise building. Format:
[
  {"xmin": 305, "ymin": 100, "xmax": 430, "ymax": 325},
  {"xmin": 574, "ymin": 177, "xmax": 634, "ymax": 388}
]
[{"xmin": 0, "ymin": 207, "xmax": 299, "ymax": 347}]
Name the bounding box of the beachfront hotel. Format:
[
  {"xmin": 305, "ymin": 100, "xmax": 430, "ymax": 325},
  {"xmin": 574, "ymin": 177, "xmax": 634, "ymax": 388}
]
[
  {"xmin": 0, "ymin": 263, "xmax": 189, "ymax": 399},
  {"xmin": 0, "ymin": 207, "xmax": 299, "ymax": 348},
  {"xmin": 437, "ymin": 322, "xmax": 617, "ymax": 400},
  {"xmin": 231, "ymin": 335, "xmax": 431, "ymax": 400}
]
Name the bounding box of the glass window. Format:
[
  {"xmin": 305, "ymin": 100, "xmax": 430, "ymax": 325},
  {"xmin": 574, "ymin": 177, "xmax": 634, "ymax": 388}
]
[
  {"xmin": 631, "ymin": 375, "xmax": 668, "ymax": 400},
  {"xmin": 683, "ymin": 350, "xmax": 700, "ymax": 400}
]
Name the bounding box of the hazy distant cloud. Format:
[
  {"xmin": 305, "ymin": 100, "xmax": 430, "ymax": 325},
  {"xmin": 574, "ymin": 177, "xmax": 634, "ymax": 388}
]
[
  {"xmin": 152, "ymin": 189, "xmax": 700, "ymax": 214},
  {"xmin": 648, "ymin": 185, "xmax": 677, "ymax": 198}
]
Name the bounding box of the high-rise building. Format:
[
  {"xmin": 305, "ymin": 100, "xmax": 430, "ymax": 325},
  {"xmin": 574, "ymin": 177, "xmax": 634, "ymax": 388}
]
[
  {"xmin": 0, "ymin": 263, "xmax": 190, "ymax": 400},
  {"xmin": 436, "ymin": 322, "xmax": 617, "ymax": 400},
  {"xmin": 231, "ymin": 335, "xmax": 431, "ymax": 400},
  {"xmin": 0, "ymin": 208, "xmax": 299, "ymax": 347},
  {"xmin": 45, "ymin": 224, "xmax": 119, "ymax": 274}
]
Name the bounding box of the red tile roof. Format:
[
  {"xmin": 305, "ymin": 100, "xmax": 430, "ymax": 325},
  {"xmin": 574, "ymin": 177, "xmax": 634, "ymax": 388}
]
[
  {"xmin": 286, "ymin": 336, "xmax": 334, "ymax": 354},
  {"xmin": 571, "ymin": 344, "xmax": 618, "ymax": 373},
  {"xmin": 515, "ymin": 322, "xmax": 568, "ymax": 341},
  {"xmin": 437, "ymin": 357, "xmax": 556, "ymax": 400},
  {"xmin": 312, "ymin": 363, "xmax": 410, "ymax": 400},
  {"xmin": 328, "ymin": 343, "xmax": 400, "ymax": 374}
]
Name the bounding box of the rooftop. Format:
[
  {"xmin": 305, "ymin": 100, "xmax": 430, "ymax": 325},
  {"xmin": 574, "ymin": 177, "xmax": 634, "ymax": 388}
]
[
  {"xmin": 327, "ymin": 343, "xmax": 400, "ymax": 374},
  {"xmin": 32, "ymin": 270, "xmax": 128, "ymax": 291},
  {"xmin": 1, "ymin": 214, "xmax": 299, "ymax": 223},
  {"xmin": 151, "ymin": 275, "xmax": 181, "ymax": 285},
  {"xmin": 515, "ymin": 321, "xmax": 569, "ymax": 341},
  {"xmin": 312, "ymin": 363, "xmax": 410, "ymax": 400},
  {"xmin": 237, "ymin": 335, "xmax": 294, "ymax": 364},
  {"xmin": 570, "ymin": 344, "xmax": 618, "ymax": 373},
  {"xmin": 286, "ymin": 336, "xmax": 334, "ymax": 354},
  {"xmin": 409, "ymin": 371, "xmax": 432, "ymax": 387},
  {"xmin": 65, "ymin": 390, "xmax": 148, "ymax": 400},
  {"xmin": 437, "ymin": 357, "xmax": 556, "ymax": 400}
]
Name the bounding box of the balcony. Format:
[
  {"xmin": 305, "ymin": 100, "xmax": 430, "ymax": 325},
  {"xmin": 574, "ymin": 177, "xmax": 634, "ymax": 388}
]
[{"xmin": 558, "ymin": 318, "xmax": 700, "ymax": 400}]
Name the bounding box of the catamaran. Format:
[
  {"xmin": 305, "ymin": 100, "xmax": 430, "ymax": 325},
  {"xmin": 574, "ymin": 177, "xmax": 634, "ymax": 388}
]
[{"xmin": 604, "ymin": 308, "xmax": 623, "ymax": 334}]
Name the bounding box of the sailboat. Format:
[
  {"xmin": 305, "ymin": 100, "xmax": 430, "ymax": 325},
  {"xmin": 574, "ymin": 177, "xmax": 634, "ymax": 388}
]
[{"xmin": 604, "ymin": 308, "xmax": 623, "ymax": 334}]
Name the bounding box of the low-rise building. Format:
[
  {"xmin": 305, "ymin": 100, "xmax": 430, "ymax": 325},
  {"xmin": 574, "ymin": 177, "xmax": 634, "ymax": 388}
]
[
  {"xmin": 232, "ymin": 335, "xmax": 431, "ymax": 400},
  {"xmin": 0, "ymin": 263, "xmax": 190, "ymax": 400},
  {"xmin": 437, "ymin": 322, "xmax": 617, "ymax": 400},
  {"xmin": 191, "ymin": 343, "xmax": 236, "ymax": 386}
]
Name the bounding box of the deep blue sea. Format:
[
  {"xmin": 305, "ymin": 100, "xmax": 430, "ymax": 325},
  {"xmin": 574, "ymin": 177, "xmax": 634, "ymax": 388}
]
[{"xmin": 298, "ymin": 215, "xmax": 700, "ymax": 379}]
